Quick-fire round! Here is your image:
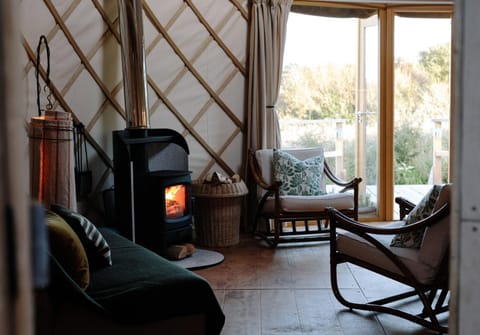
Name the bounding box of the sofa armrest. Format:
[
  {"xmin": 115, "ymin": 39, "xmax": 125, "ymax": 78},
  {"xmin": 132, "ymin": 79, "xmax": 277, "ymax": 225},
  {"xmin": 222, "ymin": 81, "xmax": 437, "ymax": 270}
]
[{"xmin": 48, "ymin": 252, "xmax": 109, "ymax": 316}]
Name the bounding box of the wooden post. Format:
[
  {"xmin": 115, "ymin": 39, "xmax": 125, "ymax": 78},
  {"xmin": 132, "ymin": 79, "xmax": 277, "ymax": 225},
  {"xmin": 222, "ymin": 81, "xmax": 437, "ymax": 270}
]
[
  {"xmin": 432, "ymin": 118, "xmax": 448, "ymax": 184},
  {"xmin": 433, "ymin": 119, "xmax": 442, "ymax": 184},
  {"xmin": 335, "ymin": 120, "xmax": 345, "ymax": 179}
]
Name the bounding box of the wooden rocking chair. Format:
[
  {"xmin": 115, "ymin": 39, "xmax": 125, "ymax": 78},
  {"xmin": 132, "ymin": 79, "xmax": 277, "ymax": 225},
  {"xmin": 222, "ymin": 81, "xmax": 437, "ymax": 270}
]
[{"xmin": 328, "ymin": 184, "xmax": 451, "ymax": 333}]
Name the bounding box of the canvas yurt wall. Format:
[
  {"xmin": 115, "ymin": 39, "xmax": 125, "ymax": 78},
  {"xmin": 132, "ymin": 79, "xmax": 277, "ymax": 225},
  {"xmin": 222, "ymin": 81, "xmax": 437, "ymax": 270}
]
[{"xmin": 20, "ymin": 0, "xmax": 248, "ymax": 212}]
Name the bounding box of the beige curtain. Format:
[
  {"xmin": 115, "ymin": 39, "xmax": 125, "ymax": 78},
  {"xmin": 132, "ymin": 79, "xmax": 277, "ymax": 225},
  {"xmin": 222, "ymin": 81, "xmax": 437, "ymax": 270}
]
[
  {"xmin": 245, "ymin": 0, "xmax": 292, "ymax": 232},
  {"xmin": 247, "ymin": 0, "xmax": 293, "ymax": 151}
]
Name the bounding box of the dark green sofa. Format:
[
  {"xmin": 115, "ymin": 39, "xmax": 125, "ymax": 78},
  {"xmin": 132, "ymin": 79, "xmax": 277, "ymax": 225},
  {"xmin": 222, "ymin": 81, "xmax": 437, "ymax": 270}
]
[{"xmin": 45, "ymin": 228, "xmax": 225, "ymax": 335}]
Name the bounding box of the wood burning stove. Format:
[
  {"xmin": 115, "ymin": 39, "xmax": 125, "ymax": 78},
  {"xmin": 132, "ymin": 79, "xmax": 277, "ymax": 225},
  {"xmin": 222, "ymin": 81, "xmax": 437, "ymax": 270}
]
[
  {"xmin": 113, "ymin": 0, "xmax": 194, "ymax": 256},
  {"xmin": 113, "ymin": 128, "xmax": 193, "ymax": 256}
]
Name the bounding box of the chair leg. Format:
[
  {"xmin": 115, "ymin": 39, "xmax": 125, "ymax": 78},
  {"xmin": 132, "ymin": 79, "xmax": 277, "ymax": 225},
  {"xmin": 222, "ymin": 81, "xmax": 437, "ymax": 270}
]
[
  {"xmin": 272, "ymin": 217, "xmax": 280, "ymax": 247},
  {"xmin": 330, "ymin": 257, "xmax": 356, "ymax": 310},
  {"xmin": 253, "ymin": 217, "xmax": 278, "ymax": 247},
  {"xmin": 420, "ymin": 289, "xmax": 438, "ymax": 317},
  {"xmin": 434, "ymin": 288, "xmax": 449, "ymax": 312},
  {"xmin": 418, "ymin": 287, "xmax": 449, "ymax": 318}
]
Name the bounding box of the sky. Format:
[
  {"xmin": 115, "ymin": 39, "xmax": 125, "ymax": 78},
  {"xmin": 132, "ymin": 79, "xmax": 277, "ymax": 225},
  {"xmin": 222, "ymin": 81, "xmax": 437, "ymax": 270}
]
[{"xmin": 283, "ymin": 13, "xmax": 452, "ymax": 67}]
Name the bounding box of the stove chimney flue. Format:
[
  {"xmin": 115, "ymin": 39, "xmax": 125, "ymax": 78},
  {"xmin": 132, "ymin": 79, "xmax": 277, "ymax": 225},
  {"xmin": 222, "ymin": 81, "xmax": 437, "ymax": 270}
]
[{"xmin": 118, "ymin": 0, "xmax": 150, "ymax": 129}]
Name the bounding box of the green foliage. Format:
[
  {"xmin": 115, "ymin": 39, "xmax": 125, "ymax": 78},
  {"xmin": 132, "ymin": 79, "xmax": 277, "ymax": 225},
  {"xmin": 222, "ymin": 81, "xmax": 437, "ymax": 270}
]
[
  {"xmin": 419, "ymin": 43, "xmax": 451, "ymax": 83},
  {"xmin": 394, "ymin": 43, "xmax": 451, "ymax": 127},
  {"xmin": 394, "ymin": 122, "xmax": 432, "ymax": 184},
  {"xmin": 393, "ymin": 61, "xmax": 429, "ymax": 126},
  {"xmin": 287, "ymin": 122, "xmax": 437, "ymax": 186},
  {"xmin": 293, "ymin": 130, "xmax": 325, "ymax": 149},
  {"xmin": 279, "ymin": 42, "xmax": 451, "ymax": 186},
  {"xmin": 278, "ymin": 64, "xmax": 356, "ymax": 122}
]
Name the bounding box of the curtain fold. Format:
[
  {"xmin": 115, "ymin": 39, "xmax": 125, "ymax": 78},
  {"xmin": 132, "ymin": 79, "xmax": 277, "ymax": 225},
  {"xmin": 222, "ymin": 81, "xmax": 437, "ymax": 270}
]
[
  {"xmin": 247, "ymin": 0, "xmax": 293, "ymax": 152},
  {"xmin": 245, "ymin": 0, "xmax": 292, "ymax": 232}
]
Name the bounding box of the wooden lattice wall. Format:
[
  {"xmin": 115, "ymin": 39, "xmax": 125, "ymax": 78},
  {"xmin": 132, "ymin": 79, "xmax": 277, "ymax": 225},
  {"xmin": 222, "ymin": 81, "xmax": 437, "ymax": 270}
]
[{"xmin": 21, "ymin": 0, "xmax": 249, "ymax": 201}]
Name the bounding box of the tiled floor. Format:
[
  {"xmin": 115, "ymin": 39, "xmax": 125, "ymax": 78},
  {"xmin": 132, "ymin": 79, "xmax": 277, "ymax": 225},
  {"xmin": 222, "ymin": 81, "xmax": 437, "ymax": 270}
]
[{"xmin": 193, "ymin": 236, "xmax": 448, "ymax": 335}]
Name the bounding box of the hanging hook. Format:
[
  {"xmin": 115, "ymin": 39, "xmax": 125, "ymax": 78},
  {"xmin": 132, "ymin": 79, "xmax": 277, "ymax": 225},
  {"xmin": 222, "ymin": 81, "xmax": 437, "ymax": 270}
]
[
  {"xmin": 35, "ymin": 35, "xmax": 51, "ymax": 116},
  {"xmin": 44, "ymin": 85, "xmax": 54, "ymax": 111}
]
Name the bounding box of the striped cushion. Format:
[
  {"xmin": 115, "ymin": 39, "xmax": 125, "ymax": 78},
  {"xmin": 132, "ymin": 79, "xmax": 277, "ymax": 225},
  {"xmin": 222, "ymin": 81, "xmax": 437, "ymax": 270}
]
[{"xmin": 51, "ymin": 204, "xmax": 112, "ymax": 269}]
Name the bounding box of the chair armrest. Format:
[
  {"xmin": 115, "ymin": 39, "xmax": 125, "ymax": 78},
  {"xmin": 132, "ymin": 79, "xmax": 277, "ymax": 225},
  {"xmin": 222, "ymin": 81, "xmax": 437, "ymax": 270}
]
[
  {"xmin": 48, "ymin": 252, "xmax": 109, "ymax": 315},
  {"xmin": 395, "ymin": 197, "xmax": 416, "ymax": 219},
  {"xmin": 327, "ymin": 203, "xmax": 449, "ymax": 236},
  {"xmin": 323, "ymin": 160, "xmax": 362, "ymax": 191},
  {"xmin": 248, "ymin": 149, "xmax": 281, "ymax": 191},
  {"xmin": 323, "ymin": 160, "xmax": 362, "ymax": 220}
]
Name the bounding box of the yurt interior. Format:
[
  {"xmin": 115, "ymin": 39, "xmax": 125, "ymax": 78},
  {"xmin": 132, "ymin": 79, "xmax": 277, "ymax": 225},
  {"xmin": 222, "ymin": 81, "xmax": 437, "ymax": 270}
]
[{"xmin": 3, "ymin": 0, "xmax": 480, "ymax": 334}]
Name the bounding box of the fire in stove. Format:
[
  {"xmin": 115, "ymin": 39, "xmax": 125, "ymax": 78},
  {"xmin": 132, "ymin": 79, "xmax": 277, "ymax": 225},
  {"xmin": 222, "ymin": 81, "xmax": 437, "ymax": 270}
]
[{"xmin": 165, "ymin": 184, "xmax": 186, "ymax": 219}]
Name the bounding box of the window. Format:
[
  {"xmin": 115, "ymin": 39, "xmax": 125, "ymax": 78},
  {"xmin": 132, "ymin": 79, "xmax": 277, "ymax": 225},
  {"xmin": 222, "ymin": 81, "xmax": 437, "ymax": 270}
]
[{"xmin": 279, "ymin": 3, "xmax": 452, "ymax": 220}]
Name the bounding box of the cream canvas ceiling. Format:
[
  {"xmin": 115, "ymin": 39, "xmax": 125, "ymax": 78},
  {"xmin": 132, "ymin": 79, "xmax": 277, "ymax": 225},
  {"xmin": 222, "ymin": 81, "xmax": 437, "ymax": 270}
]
[{"xmin": 20, "ymin": 0, "xmax": 248, "ymax": 197}]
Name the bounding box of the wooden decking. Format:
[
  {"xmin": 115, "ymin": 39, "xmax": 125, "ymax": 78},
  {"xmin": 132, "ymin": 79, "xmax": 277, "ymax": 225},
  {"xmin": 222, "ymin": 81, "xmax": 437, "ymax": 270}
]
[
  {"xmin": 327, "ymin": 183, "xmax": 432, "ymax": 219},
  {"xmin": 393, "ymin": 184, "xmax": 431, "ymax": 205},
  {"xmin": 368, "ymin": 184, "xmax": 432, "ymax": 218}
]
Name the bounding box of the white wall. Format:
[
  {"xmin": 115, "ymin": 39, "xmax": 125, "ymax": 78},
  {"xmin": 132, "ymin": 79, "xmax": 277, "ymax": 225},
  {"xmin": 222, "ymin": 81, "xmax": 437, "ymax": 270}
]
[
  {"xmin": 2, "ymin": 1, "xmax": 34, "ymax": 334},
  {"xmin": 451, "ymin": 0, "xmax": 480, "ymax": 333},
  {"xmin": 20, "ymin": 1, "xmax": 248, "ymax": 207}
]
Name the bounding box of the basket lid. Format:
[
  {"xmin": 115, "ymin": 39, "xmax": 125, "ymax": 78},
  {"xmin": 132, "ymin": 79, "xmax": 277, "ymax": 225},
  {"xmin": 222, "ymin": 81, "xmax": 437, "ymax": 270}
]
[{"xmin": 192, "ymin": 180, "xmax": 248, "ymax": 197}]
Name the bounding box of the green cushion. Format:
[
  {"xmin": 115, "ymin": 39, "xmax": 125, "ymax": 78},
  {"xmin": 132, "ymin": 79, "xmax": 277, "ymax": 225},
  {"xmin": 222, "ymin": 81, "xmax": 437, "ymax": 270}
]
[
  {"xmin": 51, "ymin": 204, "xmax": 112, "ymax": 269},
  {"xmin": 390, "ymin": 184, "xmax": 443, "ymax": 249},
  {"xmin": 46, "ymin": 210, "xmax": 90, "ymax": 289},
  {"xmin": 273, "ymin": 148, "xmax": 324, "ymax": 196}
]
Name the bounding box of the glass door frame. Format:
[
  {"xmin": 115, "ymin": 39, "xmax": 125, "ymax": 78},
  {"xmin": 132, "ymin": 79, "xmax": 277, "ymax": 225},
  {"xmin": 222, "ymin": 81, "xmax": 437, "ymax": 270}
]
[
  {"xmin": 382, "ymin": 5, "xmax": 453, "ymax": 220},
  {"xmin": 356, "ymin": 14, "xmax": 380, "ymax": 218},
  {"xmin": 352, "ymin": 4, "xmax": 453, "ymax": 221}
]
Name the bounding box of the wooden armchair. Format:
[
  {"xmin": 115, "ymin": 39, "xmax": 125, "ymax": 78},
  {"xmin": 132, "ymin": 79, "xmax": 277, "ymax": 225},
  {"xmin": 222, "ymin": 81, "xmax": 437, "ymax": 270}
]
[
  {"xmin": 328, "ymin": 184, "xmax": 451, "ymax": 333},
  {"xmin": 249, "ymin": 147, "xmax": 362, "ymax": 247}
]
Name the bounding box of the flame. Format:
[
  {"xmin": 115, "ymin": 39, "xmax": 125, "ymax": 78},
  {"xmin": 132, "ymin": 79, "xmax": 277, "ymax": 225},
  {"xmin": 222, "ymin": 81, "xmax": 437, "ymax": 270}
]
[
  {"xmin": 165, "ymin": 185, "xmax": 184, "ymax": 201},
  {"xmin": 165, "ymin": 185, "xmax": 186, "ymax": 219}
]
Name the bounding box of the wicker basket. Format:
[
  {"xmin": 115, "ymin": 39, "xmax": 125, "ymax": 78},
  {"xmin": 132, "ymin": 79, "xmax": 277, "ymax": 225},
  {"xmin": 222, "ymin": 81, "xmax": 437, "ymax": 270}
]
[{"xmin": 192, "ymin": 181, "xmax": 248, "ymax": 247}]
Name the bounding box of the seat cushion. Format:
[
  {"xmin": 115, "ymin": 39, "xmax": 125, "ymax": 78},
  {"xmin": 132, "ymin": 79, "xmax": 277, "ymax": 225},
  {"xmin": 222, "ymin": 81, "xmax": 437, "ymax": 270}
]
[
  {"xmin": 86, "ymin": 228, "xmax": 225, "ymax": 333},
  {"xmin": 337, "ymin": 222, "xmax": 437, "ymax": 285},
  {"xmin": 262, "ymin": 192, "xmax": 354, "ymax": 213}
]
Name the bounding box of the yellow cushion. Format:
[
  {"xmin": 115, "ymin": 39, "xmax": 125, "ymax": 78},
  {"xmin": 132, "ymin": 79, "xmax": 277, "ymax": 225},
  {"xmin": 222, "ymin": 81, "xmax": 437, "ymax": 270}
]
[{"xmin": 46, "ymin": 210, "xmax": 90, "ymax": 289}]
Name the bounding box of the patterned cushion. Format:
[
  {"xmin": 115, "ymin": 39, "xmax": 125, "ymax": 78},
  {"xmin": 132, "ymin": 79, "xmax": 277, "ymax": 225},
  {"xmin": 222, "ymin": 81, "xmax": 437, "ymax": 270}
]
[
  {"xmin": 390, "ymin": 184, "xmax": 443, "ymax": 249},
  {"xmin": 51, "ymin": 204, "xmax": 112, "ymax": 269},
  {"xmin": 273, "ymin": 148, "xmax": 325, "ymax": 196},
  {"xmin": 46, "ymin": 210, "xmax": 90, "ymax": 289}
]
